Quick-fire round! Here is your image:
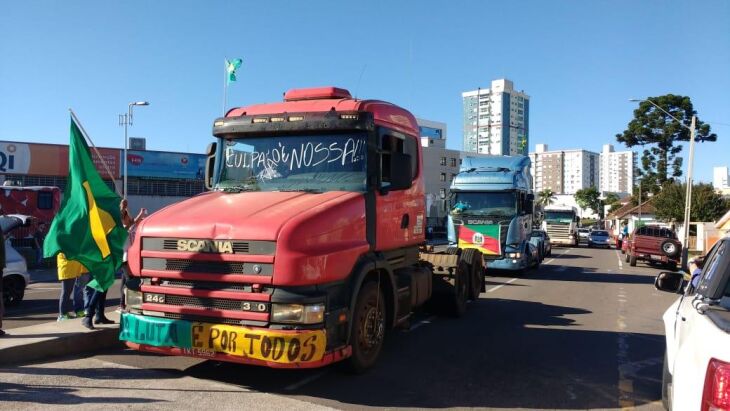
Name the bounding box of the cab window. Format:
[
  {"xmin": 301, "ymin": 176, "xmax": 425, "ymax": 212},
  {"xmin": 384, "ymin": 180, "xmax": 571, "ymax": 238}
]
[{"xmin": 380, "ymin": 132, "xmax": 418, "ymax": 187}]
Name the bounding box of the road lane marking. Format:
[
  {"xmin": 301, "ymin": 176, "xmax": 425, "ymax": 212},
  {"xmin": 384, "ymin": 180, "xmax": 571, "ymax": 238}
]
[
  {"xmin": 284, "ymin": 371, "xmax": 328, "ymax": 391},
  {"xmin": 615, "ymin": 250, "xmax": 624, "ymax": 270},
  {"xmin": 407, "ymin": 315, "xmax": 436, "ymax": 332},
  {"xmin": 487, "ymin": 277, "xmax": 518, "ymax": 293},
  {"xmin": 616, "ymin": 285, "xmax": 635, "ymax": 408}
]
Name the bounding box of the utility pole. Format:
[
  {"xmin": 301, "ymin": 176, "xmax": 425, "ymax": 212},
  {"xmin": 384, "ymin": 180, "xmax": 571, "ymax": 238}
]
[{"xmin": 681, "ymin": 115, "xmax": 697, "ymax": 271}]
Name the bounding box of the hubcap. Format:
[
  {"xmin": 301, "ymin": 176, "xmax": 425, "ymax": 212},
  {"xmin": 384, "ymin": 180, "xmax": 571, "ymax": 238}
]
[{"xmin": 360, "ymin": 303, "xmax": 384, "ymax": 350}]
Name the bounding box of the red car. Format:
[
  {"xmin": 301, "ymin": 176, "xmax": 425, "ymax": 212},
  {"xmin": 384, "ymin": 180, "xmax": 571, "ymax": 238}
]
[{"xmin": 625, "ymin": 225, "xmax": 682, "ymax": 270}]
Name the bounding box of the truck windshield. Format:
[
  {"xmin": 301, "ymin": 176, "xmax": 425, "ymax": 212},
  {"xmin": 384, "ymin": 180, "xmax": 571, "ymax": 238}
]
[
  {"xmin": 545, "ymin": 211, "xmax": 575, "ymax": 223},
  {"xmin": 452, "ymin": 192, "xmax": 516, "ymax": 217},
  {"xmin": 217, "ymin": 133, "xmax": 367, "ymax": 193}
]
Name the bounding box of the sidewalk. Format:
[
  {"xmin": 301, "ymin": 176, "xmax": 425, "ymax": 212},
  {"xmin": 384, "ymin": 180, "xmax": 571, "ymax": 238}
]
[{"xmin": 0, "ymin": 310, "xmax": 123, "ymax": 365}]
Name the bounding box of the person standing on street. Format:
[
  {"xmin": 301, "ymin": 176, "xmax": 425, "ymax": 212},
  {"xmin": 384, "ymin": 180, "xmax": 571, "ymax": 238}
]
[
  {"xmin": 57, "ymin": 253, "xmax": 89, "ymax": 321},
  {"xmin": 118, "ymin": 199, "xmax": 146, "ymax": 311}
]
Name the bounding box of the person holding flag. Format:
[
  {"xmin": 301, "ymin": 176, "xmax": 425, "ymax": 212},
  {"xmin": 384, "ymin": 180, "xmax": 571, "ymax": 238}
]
[{"xmin": 44, "ymin": 113, "xmax": 128, "ymax": 330}]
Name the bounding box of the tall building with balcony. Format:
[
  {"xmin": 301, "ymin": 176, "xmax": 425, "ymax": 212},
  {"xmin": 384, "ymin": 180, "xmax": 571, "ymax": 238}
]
[
  {"xmin": 529, "ymin": 144, "xmax": 600, "ymax": 195},
  {"xmin": 599, "ymin": 144, "xmax": 636, "ymax": 196},
  {"xmin": 462, "ymin": 79, "xmax": 529, "ymax": 156}
]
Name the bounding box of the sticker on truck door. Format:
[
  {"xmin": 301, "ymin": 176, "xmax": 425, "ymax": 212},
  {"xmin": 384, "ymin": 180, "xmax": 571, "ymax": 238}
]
[{"xmin": 458, "ymin": 224, "xmax": 501, "ymax": 256}]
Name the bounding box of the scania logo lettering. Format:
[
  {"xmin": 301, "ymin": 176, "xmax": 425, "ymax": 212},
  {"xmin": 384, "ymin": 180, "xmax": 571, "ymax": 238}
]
[{"xmin": 176, "ymin": 239, "xmax": 234, "ymax": 254}]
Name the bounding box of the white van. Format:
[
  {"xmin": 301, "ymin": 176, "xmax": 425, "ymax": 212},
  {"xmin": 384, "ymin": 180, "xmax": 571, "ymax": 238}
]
[{"xmin": 1, "ymin": 215, "xmax": 32, "ymax": 306}]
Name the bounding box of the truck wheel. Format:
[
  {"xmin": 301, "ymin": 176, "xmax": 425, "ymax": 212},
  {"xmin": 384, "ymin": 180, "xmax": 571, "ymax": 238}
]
[
  {"xmin": 346, "ymin": 281, "xmax": 386, "ymax": 374},
  {"xmin": 662, "ymin": 350, "xmax": 673, "ymax": 411},
  {"xmin": 629, "ymin": 254, "xmax": 637, "ymax": 267},
  {"xmin": 625, "ymin": 252, "xmax": 630, "ymax": 263},
  {"xmin": 3, "ymin": 276, "xmax": 25, "ymax": 307},
  {"xmin": 661, "ymin": 240, "xmax": 680, "ymax": 258},
  {"xmin": 461, "ymin": 249, "xmax": 483, "ymax": 301},
  {"xmin": 450, "ymin": 261, "xmax": 469, "ymax": 317}
]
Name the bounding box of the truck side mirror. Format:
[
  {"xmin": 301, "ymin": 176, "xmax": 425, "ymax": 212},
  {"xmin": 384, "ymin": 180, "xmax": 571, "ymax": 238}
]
[
  {"xmin": 654, "ymin": 271, "xmax": 684, "ymax": 294},
  {"xmin": 385, "ymin": 152, "xmax": 412, "ymax": 192},
  {"xmin": 204, "ymin": 142, "xmax": 217, "ymax": 190}
]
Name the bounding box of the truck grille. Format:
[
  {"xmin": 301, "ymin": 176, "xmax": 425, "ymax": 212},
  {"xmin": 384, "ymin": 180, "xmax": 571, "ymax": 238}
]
[
  {"xmin": 157, "ymin": 279, "xmax": 252, "ymax": 292},
  {"xmin": 143, "ymin": 237, "xmax": 276, "ymax": 255},
  {"xmin": 162, "ymin": 295, "xmax": 269, "ymax": 312},
  {"xmin": 142, "ymin": 257, "xmax": 273, "ymax": 276}
]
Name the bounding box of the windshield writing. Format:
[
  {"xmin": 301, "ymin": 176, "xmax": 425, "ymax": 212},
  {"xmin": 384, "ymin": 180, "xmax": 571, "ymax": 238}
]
[
  {"xmin": 218, "ymin": 134, "xmax": 367, "ymax": 193},
  {"xmin": 452, "ymin": 192, "xmax": 516, "ymax": 217}
]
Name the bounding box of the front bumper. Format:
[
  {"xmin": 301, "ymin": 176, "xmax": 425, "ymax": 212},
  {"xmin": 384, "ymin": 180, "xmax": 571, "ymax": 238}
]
[
  {"xmin": 550, "ymin": 238, "xmax": 576, "ymax": 246},
  {"xmin": 120, "ymin": 312, "xmax": 350, "ymax": 369},
  {"xmin": 488, "ymin": 257, "xmax": 528, "ymax": 271}
]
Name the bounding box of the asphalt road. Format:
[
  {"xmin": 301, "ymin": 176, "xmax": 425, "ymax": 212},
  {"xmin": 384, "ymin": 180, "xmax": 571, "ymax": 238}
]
[
  {"xmin": 4, "ymin": 269, "xmax": 122, "ymax": 329},
  {"xmin": 1, "ymin": 245, "xmax": 678, "ymax": 410}
]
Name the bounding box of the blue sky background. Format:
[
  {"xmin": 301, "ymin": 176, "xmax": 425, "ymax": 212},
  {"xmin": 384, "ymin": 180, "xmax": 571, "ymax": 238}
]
[{"xmin": 1, "ymin": 0, "xmax": 728, "ymax": 182}]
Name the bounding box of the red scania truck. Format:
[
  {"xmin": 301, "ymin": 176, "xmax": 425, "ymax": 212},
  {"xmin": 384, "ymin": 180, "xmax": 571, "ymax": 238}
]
[{"xmin": 121, "ymin": 87, "xmax": 485, "ymax": 372}]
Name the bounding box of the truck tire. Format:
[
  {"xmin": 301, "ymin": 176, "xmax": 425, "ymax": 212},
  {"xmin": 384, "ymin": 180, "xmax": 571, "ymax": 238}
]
[
  {"xmin": 3, "ymin": 276, "xmax": 25, "ymax": 306},
  {"xmin": 662, "ymin": 350, "xmax": 672, "ymax": 410},
  {"xmin": 625, "ymin": 252, "xmax": 630, "ymax": 263},
  {"xmin": 629, "ymin": 253, "xmax": 637, "ymax": 267},
  {"xmin": 661, "ymin": 240, "xmax": 680, "ymax": 259},
  {"xmin": 461, "ymin": 249, "xmax": 483, "ymax": 301},
  {"xmin": 450, "ymin": 261, "xmax": 469, "ymax": 317},
  {"xmin": 346, "ymin": 281, "xmax": 386, "ymax": 374}
]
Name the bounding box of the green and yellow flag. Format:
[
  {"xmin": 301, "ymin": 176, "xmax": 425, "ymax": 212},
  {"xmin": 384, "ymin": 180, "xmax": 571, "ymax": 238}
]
[{"xmin": 43, "ymin": 116, "xmax": 127, "ymax": 291}]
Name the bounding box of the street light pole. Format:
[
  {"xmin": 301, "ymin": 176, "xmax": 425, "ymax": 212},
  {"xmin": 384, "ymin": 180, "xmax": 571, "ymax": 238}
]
[
  {"xmin": 629, "ymin": 98, "xmax": 696, "ymax": 270},
  {"xmin": 681, "ymin": 115, "xmax": 697, "ymax": 270},
  {"xmin": 119, "ymin": 101, "xmax": 149, "ymax": 198}
]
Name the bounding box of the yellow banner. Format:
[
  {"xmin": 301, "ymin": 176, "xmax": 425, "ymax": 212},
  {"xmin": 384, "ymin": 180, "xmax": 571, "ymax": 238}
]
[{"xmin": 191, "ymin": 323, "xmax": 326, "ymax": 364}]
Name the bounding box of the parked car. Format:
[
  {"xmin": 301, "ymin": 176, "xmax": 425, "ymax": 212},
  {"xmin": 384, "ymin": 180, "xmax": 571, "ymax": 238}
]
[
  {"xmin": 1, "ymin": 214, "xmax": 33, "ymax": 306},
  {"xmin": 529, "ymin": 230, "xmax": 552, "ymax": 260},
  {"xmin": 655, "ymin": 234, "xmax": 730, "ymax": 410},
  {"xmin": 588, "ymin": 230, "xmax": 611, "ymax": 248},
  {"xmin": 626, "ymin": 225, "xmax": 682, "ymax": 270},
  {"xmin": 577, "ymin": 228, "xmax": 591, "ymax": 246}
]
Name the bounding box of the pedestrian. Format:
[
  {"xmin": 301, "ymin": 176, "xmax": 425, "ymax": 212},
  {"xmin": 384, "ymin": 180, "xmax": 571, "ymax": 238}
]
[
  {"xmin": 0, "ymin": 227, "xmax": 6, "ymax": 336},
  {"xmin": 118, "ymin": 199, "xmax": 146, "ymax": 311},
  {"xmin": 32, "ymin": 222, "xmax": 47, "ymax": 267},
  {"xmin": 56, "ymin": 252, "xmax": 88, "ymax": 321}
]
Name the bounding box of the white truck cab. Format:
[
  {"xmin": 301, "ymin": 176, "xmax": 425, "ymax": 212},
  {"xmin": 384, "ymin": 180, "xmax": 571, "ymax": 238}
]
[{"xmin": 656, "ymin": 234, "xmax": 730, "ymax": 410}]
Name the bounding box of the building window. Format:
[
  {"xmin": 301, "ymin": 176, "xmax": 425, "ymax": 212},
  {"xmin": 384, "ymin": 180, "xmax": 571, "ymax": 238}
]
[
  {"xmin": 440, "ymin": 173, "xmax": 446, "ymax": 182},
  {"xmin": 440, "ymin": 157, "xmax": 446, "ymax": 166},
  {"xmin": 450, "ymin": 158, "xmax": 457, "ymax": 167},
  {"xmin": 439, "ymin": 188, "xmax": 446, "ymax": 198}
]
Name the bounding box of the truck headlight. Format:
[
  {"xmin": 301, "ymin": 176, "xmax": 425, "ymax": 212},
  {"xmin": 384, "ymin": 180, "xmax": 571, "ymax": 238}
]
[
  {"xmin": 124, "ymin": 288, "xmax": 143, "ymax": 310},
  {"xmin": 507, "ymin": 252, "xmax": 522, "ymax": 259},
  {"xmin": 271, "ymin": 303, "xmax": 325, "ymax": 324}
]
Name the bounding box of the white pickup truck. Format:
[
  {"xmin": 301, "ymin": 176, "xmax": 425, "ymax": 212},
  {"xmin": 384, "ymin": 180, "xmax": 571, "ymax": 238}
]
[{"xmin": 655, "ymin": 234, "xmax": 730, "ymax": 411}]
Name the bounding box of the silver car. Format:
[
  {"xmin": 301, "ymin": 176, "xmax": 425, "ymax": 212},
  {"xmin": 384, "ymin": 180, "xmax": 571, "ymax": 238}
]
[{"xmin": 1, "ymin": 214, "xmax": 33, "ymax": 306}]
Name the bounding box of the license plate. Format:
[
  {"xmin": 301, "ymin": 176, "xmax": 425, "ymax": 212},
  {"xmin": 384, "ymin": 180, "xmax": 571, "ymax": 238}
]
[
  {"xmin": 192, "ymin": 323, "xmax": 326, "ymax": 364},
  {"xmin": 144, "ymin": 293, "xmax": 166, "ymax": 304},
  {"xmin": 650, "ymin": 255, "xmax": 663, "ymax": 260}
]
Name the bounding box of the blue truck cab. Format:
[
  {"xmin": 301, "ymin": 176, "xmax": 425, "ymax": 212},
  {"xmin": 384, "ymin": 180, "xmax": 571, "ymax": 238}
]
[{"xmin": 447, "ymin": 155, "xmax": 540, "ymax": 271}]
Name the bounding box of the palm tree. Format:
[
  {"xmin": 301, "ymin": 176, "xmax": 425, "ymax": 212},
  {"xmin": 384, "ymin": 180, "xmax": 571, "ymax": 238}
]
[{"xmin": 537, "ymin": 189, "xmax": 556, "ymax": 207}]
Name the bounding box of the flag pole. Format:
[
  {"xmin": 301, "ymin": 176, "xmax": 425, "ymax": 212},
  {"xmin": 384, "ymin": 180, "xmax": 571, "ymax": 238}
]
[
  {"xmin": 223, "ymin": 58, "xmax": 228, "ymax": 116},
  {"xmin": 69, "ymin": 109, "xmax": 122, "ymax": 196}
]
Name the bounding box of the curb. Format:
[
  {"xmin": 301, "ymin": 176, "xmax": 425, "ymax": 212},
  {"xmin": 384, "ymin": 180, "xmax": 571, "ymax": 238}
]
[{"xmin": 0, "ymin": 311, "xmax": 123, "ymax": 365}]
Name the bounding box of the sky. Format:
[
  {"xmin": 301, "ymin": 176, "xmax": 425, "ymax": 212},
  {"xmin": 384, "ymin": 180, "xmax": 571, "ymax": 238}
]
[{"xmin": 1, "ymin": 0, "xmax": 728, "ymax": 183}]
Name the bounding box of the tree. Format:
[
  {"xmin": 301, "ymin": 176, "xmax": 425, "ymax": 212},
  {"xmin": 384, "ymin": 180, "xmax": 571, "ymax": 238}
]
[
  {"xmin": 616, "ymin": 95, "xmax": 717, "ymax": 192},
  {"xmin": 653, "ymin": 182, "xmax": 730, "ymax": 223},
  {"xmin": 537, "ymin": 189, "xmax": 556, "ymax": 207},
  {"xmin": 575, "ymin": 187, "xmax": 603, "ymax": 217}
]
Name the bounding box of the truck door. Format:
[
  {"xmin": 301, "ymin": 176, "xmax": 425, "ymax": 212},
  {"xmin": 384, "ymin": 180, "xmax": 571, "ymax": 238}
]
[{"xmin": 375, "ymin": 129, "xmax": 424, "ymax": 251}]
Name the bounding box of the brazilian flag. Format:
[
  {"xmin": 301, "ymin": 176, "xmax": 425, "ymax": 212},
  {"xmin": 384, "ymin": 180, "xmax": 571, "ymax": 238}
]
[{"xmin": 43, "ymin": 117, "xmax": 127, "ymax": 291}]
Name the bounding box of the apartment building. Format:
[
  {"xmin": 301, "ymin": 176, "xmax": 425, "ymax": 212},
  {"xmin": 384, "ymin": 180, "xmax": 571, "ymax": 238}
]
[
  {"xmin": 599, "ymin": 144, "xmax": 636, "ymax": 196},
  {"xmin": 462, "ymin": 79, "xmax": 529, "ymax": 156},
  {"xmin": 529, "ymin": 144, "xmax": 600, "ymax": 194}
]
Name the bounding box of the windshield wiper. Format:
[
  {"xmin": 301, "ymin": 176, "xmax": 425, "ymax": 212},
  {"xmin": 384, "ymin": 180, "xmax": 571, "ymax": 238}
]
[{"xmin": 277, "ymin": 188, "xmax": 323, "ymax": 194}]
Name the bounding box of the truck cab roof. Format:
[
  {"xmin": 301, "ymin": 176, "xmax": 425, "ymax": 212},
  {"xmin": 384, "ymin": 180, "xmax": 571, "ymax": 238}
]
[
  {"xmin": 452, "ymin": 155, "xmax": 531, "ymax": 192},
  {"xmin": 223, "ymin": 86, "xmax": 419, "ymax": 137}
]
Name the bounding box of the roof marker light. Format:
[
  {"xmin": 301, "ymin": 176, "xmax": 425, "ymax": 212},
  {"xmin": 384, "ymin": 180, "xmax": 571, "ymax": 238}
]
[{"xmin": 252, "ymin": 118, "xmax": 269, "ymax": 123}]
